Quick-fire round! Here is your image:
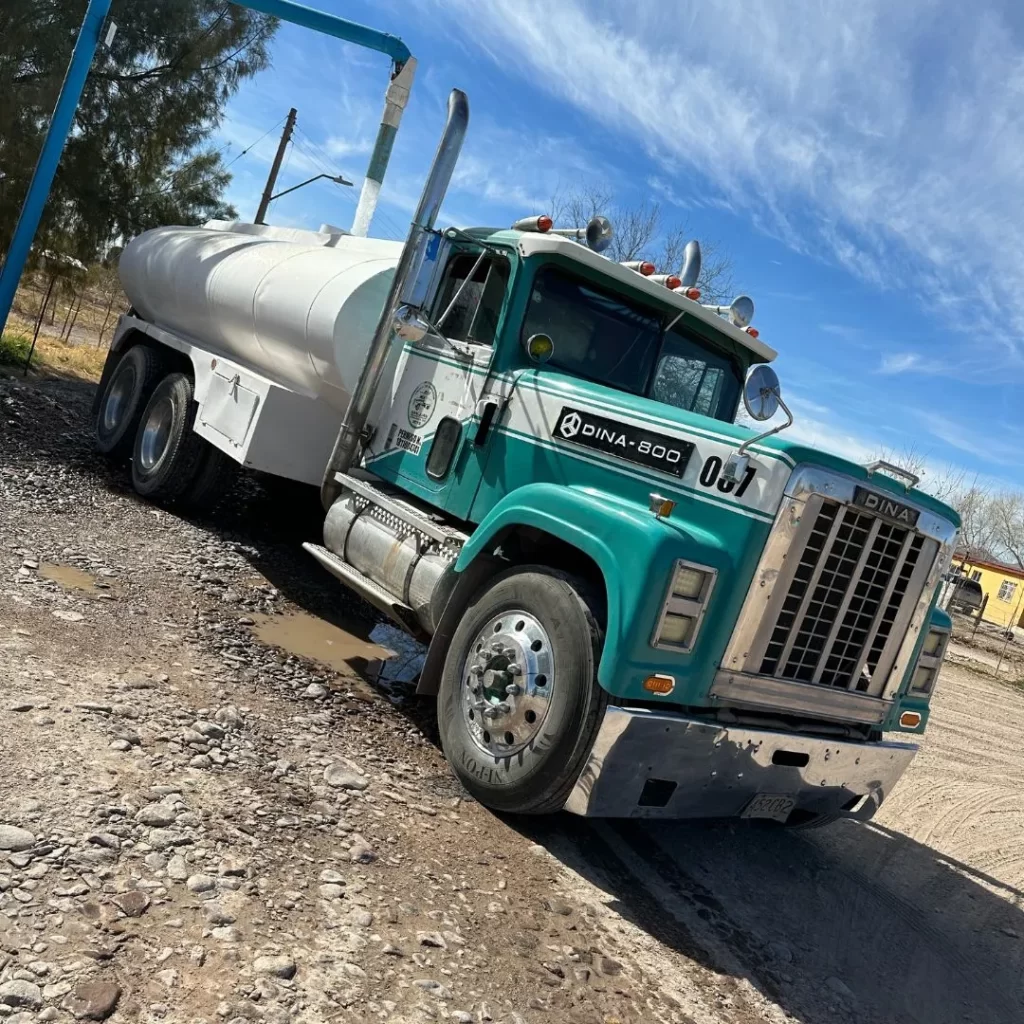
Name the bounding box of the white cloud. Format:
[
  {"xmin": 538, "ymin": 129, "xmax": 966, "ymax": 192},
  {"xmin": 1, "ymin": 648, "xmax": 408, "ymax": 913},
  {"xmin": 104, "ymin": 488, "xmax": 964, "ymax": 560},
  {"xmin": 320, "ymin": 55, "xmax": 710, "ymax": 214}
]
[
  {"xmin": 325, "ymin": 136, "xmax": 374, "ymax": 159},
  {"xmin": 879, "ymin": 352, "xmax": 922, "ymax": 374},
  {"xmin": 422, "ymin": 0, "xmax": 1024, "ymax": 373}
]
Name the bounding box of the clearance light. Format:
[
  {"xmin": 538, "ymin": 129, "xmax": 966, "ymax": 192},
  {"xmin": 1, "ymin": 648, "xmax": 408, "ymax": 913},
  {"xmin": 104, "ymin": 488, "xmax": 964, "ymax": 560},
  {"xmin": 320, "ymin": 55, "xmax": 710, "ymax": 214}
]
[
  {"xmin": 651, "ymin": 274, "xmax": 682, "ymax": 289},
  {"xmin": 622, "ymin": 260, "xmax": 656, "ymax": 275},
  {"xmin": 652, "ymin": 560, "xmax": 717, "ymax": 652},
  {"xmin": 643, "ymin": 673, "xmax": 676, "ymax": 696},
  {"xmin": 899, "ymin": 711, "xmax": 923, "ymax": 729},
  {"xmin": 675, "ymin": 286, "xmax": 701, "ymax": 300},
  {"xmin": 511, "ymin": 214, "xmax": 553, "ymax": 233},
  {"xmin": 746, "ymin": 327, "xmax": 760, "ymax": 339},
  {"xmin": 648, "ymin": 493, "xmax": 676, "ymax": 519}
]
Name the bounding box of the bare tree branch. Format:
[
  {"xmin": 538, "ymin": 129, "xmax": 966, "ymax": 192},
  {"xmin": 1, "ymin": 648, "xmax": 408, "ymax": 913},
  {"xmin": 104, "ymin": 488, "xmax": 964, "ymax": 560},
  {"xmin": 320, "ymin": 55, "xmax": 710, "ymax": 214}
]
[{"xmin": 547, "ymin": 182, "xmax": 736, "ymax": 304}]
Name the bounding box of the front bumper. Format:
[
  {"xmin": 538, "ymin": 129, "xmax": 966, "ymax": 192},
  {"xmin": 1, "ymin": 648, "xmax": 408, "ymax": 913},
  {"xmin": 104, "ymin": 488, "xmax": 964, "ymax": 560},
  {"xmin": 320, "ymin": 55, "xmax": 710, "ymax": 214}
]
[{"xmin": 564, "ymin": 706, "xmax": 917, "ymax": 820}]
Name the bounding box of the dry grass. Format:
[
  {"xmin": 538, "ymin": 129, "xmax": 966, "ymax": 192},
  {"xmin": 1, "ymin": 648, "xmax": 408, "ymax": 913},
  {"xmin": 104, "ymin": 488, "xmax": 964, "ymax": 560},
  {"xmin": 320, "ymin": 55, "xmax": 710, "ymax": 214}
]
[{"xmin": 0, "ymin": 319, "xmax": 107, "ymax": 382}]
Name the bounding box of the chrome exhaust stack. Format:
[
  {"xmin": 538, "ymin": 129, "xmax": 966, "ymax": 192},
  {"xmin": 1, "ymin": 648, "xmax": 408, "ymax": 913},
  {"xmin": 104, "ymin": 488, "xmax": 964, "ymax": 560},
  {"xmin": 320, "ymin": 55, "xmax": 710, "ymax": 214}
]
[{"xmin": 320, "ymin": 88, "xmax": 470, "ymax": 508}]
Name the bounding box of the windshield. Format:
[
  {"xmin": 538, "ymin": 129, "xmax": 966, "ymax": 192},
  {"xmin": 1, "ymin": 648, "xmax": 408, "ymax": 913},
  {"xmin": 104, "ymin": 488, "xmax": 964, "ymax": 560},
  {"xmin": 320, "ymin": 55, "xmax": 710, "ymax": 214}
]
[{"xmin": 523, "ymin": 266, "xmax": 743, "ymax": 422}]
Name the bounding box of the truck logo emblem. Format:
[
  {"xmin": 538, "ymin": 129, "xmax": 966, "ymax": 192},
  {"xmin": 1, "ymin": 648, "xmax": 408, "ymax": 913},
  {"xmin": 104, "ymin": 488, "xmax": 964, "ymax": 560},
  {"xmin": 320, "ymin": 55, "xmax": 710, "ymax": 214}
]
[
  {"xmin": 853, "ymin": 486, "xmax": 920, "ymax": 527},
  {"xmin": 553, "ymin": 407, "xmax": 693, "ymax": 479},
  {"xmin": 408, "ymin": 382, "xmax": 437, "ymax": 429},
  {"xmin": 559, "ymin": 411, "xmax": 582, "ymax": 439}
]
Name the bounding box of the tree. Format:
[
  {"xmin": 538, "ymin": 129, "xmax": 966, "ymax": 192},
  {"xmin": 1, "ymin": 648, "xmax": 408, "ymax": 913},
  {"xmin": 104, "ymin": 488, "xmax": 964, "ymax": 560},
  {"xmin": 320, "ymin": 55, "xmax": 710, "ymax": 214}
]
[
  {"xmin": 955, "ymin": 482, "xmax": 998, "ymax": 564},
  {"xmin": 991, "ymin": 493, "xmax": 1024, "ymax": 570},
  {"xmin": 549, "ymin": 183, "xmax": 735, "ymax": 304},
  {"xmin": 0, "ymin": 1, "xmax": 277, "ymax": 263}
]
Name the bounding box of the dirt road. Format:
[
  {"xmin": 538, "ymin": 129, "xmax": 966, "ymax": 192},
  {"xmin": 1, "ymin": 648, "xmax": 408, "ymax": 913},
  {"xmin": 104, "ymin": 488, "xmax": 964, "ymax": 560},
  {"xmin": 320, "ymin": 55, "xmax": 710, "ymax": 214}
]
[{"xmin": 2, "ymin": 371, "xmax": 1023, "ymax": 1024}]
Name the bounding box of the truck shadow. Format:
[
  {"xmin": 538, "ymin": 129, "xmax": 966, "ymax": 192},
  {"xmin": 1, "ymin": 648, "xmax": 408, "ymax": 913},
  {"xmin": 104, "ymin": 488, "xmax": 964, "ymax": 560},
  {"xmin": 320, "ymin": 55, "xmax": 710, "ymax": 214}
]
[{"xmin": 518, "ymin": 802, "xmax": 1024, "ymax": 1024}]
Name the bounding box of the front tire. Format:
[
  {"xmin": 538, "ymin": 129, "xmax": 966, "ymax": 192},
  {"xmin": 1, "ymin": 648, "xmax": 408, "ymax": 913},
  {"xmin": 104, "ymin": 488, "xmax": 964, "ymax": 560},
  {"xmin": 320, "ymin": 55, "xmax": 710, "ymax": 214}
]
[
  {"xmin": 94, "ymin": 345, "xmax": 167, "ymax": 458},
  {"xmin": 438, "ymin": 566, "xmax": 607, "ymax": 815}
]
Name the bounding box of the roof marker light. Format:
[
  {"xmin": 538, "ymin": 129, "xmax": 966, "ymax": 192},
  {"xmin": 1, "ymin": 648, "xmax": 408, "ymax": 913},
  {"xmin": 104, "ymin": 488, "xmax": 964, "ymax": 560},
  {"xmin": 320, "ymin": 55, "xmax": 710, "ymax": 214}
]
[
  {"xmin": 674, "ymin": 286, "xmax": 701, "ymax": 300},
  {"xmin": 651, "ymin": 274, "xmax": 681, "ymax": 289},
  {"xmin": 511, "ymin": 214, "xmax": 553, "ymax": 233},
  {"xmin": 746, "ymin": 327, "xmax": 760, "ymax": 338},
  {"xmin": 622, "ymin": 260, "xmax": 656, "ymax": 275}
]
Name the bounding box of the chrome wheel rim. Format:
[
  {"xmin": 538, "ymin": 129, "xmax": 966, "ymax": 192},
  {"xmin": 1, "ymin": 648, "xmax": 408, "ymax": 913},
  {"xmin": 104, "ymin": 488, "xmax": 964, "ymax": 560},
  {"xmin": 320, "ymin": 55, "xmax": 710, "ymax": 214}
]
[
  {"xmin": 102, "ymin": 363, "xmax": 136, "ymax": 434},
  {"xmin": 462, "ymin": 610, "xmax": 554, "ymax": 757},
  {"xmin": 139, "ymin": 395, "xmax": 173, "ymax": 471}
]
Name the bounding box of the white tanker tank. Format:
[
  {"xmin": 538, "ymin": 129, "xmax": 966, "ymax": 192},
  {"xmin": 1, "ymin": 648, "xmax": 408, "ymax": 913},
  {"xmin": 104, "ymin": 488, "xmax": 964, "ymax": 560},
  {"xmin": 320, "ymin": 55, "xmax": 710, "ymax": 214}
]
[{"xmin": 118, "ymin": 221, "xmax": 403, "ymax": 411}]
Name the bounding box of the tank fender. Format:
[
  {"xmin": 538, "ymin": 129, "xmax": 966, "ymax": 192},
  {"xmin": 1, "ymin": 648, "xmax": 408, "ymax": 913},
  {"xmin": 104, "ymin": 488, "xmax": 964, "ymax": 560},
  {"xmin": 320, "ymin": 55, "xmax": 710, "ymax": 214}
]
[{"xmin": 418, "ymin": 482, "xmax": 700, "ymax": 694}]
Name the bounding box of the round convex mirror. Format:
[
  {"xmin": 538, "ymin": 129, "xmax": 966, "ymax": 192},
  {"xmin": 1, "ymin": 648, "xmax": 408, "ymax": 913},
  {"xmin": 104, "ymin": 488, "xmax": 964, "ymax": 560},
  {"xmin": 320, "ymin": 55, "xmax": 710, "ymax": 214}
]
[{"xmin": 743, "ymin": 364, "xmax": 781, "ymax": 421}]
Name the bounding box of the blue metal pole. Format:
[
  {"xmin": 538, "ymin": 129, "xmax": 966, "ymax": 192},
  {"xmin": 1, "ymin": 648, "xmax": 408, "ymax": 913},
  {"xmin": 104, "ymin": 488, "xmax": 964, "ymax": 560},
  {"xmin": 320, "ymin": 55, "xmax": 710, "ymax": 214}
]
[
  {"xmin": 243, "ymin": 0, "xmax": 411, "ymax": 66},
  {"xmin": 0, "ymin": 0, "xmax": 112, "ymax": 338}
]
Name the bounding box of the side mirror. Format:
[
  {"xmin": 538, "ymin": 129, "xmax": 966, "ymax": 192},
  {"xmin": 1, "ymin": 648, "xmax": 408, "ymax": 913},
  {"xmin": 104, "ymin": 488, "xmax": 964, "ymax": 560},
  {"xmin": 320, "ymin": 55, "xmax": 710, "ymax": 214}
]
[
  {"xmin": 743, "ymin": 364, "xmax": 781, "ymax": 422},
  {"xmin": 393, "ymin": 304, "xmax": 430, "ymax": 343}
]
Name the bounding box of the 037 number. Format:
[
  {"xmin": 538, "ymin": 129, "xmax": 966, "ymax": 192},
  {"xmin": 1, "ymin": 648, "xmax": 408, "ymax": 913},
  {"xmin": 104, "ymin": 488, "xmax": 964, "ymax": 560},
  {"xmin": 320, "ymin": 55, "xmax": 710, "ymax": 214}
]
[{"xmin": 699, "ymin": 455, "xmax": 756, "ymax": 498}]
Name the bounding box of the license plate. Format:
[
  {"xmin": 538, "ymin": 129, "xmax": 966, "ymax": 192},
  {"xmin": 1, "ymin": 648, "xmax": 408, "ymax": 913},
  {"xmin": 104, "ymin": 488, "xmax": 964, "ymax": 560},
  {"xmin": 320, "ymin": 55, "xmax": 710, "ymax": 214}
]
[{"xmin": 741, "ymin": 793, "xmax": 796, "ymax": 822}]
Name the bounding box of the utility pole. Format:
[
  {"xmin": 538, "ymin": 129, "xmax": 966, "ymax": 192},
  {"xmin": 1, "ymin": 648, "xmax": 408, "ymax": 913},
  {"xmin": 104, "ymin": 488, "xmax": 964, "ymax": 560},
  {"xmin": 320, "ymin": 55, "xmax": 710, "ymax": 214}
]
[{"xmin": 255, "ymin": 107, "xmax": 297, "ymax": 225}]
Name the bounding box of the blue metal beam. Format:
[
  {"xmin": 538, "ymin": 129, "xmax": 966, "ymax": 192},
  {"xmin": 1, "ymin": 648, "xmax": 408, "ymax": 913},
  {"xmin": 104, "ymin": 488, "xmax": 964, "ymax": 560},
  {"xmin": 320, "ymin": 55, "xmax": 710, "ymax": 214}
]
[
  {"xmin": 243, "ymin": 0, "xmax": 411, "ymax": 66},
  {"xmin": 0, "ymin": 0, "xmax": 412, "ymax": 338},
  {"xmin": 0, "ymin": 0, "xmax": 112, "ymax": 338}
]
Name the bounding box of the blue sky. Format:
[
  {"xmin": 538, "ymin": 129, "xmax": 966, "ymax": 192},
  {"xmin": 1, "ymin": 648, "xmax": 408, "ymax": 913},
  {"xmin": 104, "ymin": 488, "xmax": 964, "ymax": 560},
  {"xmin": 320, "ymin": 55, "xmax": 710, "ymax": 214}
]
[{"xmin": 211, "ymin": 0, "xmax": 1024, "ymax": 494}]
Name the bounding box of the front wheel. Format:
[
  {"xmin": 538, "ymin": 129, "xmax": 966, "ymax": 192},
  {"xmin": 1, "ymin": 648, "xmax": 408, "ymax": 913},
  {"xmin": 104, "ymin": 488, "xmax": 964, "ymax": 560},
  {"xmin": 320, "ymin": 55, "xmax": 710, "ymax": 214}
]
[{"xmin": 438, "ymin": 566, "xmax": 608, "ymax": 815}]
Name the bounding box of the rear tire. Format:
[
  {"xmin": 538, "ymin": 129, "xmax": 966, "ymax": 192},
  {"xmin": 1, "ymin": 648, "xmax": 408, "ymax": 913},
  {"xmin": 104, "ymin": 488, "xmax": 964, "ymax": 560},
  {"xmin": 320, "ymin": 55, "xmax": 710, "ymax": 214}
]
[
  {"xmin": 94, "ymin": 344, "xmax": 167, "ymax": 458},
  {"xmin": 438, "ymin": 566, "xmax": 608, "ymax": 815},
  {"xmin": 130, "ymin": 372, "xmax": 208, "ymax": 503}
]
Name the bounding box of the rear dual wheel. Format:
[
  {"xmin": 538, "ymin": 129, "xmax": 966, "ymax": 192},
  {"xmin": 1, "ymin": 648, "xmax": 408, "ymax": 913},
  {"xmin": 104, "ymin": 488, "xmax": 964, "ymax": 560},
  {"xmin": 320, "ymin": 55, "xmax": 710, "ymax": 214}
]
[
  {"xmin": 438, "ymin": 567, "xmax": 608, "ymax": 815},
  {"xmin": 94, "ymin": 344, "xmax": 168, "ymax": 459},
  {"xmin": 131, "ymin": 371, "xmax": 236, "ymax": 510}
]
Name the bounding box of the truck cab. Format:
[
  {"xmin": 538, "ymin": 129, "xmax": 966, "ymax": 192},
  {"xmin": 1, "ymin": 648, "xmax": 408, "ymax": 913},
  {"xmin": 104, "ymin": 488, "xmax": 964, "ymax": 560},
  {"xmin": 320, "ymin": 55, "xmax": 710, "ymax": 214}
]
[{"xmin": 334, "ymin": 213, "xmax": 957, "ymax": 823}]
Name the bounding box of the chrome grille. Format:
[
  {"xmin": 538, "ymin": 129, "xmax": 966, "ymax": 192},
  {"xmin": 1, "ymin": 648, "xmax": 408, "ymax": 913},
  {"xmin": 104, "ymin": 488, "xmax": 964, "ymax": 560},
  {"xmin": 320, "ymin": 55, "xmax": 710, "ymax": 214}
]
[{"xmin": 758, "ymin": 499, "xmax": 933, "ymax": 694}]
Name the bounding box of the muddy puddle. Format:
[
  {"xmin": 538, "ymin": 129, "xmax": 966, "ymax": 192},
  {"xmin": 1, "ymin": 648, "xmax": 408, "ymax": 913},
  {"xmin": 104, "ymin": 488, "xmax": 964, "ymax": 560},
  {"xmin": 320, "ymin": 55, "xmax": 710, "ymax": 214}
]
[
  {"xmin": 252, "ymin": 611, "xmax": 389, "ymax": 677},
  {"xmin": 39, "ymin": 563, "xmax": 111, "ymax": 595}
]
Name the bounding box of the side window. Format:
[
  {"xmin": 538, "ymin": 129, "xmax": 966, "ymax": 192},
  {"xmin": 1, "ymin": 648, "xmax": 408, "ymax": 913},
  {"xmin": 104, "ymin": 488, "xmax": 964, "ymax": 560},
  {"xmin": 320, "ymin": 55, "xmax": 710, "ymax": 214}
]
[{"xmin": 431, "ymin": 252, "xmax": 510, "ymax": 345}]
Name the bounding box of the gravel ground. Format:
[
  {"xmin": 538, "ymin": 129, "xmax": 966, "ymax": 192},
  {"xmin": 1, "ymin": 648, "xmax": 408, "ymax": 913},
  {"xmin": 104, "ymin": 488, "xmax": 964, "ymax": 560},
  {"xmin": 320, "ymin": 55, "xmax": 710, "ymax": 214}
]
[{"xmin": 2, "ymin": 370, "xmax": 1023, "ymax": 1024}]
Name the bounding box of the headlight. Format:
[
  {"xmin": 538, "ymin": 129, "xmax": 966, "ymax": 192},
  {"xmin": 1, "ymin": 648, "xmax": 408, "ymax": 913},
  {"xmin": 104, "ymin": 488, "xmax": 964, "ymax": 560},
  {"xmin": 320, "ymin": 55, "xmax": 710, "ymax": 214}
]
[
  {"xmin": 909, "ymin": 626, "xmax": 949, "ymax": 696},
  {"xmin": 652, "ymin": 561, "xmax": 717, "ymax": 651}
]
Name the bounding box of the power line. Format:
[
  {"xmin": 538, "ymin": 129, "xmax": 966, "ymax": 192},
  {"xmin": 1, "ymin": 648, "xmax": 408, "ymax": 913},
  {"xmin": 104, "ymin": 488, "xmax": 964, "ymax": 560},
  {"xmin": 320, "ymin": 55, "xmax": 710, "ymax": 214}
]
[
  {"xmin": 292, "ymin": 127, "xmax": 409, "ymax": 242},
  {"xmin": 127, "ymin": 115, "xmax": 287, "ymax": 203}
]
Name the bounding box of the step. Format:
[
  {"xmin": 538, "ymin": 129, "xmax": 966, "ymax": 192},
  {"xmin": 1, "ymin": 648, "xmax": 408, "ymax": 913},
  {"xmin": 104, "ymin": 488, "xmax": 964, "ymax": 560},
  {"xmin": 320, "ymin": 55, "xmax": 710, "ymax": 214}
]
[
  {"xmin": 302, "ymin": 543, "xmax": 423, "ymax": 636},
  {"xmin": 334, "ymin": 470, "xmax": 469, "ymax": 547}
]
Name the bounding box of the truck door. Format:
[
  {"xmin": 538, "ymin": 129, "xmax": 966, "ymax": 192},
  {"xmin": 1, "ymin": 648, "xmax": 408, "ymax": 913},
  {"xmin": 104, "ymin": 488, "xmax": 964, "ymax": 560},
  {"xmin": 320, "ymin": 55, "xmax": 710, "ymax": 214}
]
[{"xmin": 363, "ymin": 247, "xmax": 512, "ymax": 520}]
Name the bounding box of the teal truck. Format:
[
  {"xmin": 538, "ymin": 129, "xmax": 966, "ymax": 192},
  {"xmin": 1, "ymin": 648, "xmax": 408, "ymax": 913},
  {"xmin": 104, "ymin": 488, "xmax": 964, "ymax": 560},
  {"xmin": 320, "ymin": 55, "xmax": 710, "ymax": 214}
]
[{"xmin": 96, "ymin": 90, "xmax": 958, "ymax": 825}]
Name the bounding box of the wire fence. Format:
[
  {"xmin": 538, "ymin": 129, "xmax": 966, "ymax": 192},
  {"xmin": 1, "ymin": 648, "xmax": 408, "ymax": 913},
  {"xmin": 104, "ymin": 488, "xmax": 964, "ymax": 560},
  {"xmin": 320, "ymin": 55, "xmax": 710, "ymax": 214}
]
[{"xmin": 9, "ymin": 273, "xmax": 128, "ymax": 352}]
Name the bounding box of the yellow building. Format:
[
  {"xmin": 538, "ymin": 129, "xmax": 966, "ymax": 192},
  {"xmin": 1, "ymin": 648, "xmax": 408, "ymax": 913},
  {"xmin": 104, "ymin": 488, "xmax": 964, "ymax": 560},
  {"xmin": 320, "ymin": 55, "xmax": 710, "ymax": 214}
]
[{"xmin": 956, "ymin": 558, "xmax": 1024, "ymax": 628}]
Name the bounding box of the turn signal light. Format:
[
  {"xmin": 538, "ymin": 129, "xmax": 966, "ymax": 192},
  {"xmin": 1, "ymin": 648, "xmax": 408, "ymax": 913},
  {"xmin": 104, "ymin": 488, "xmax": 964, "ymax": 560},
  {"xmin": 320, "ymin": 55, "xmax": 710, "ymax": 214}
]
[
  {"xmin": 643, "ymin": 673, "xmax": 676, "ymax": 696},
  {"xmin": 899, "ymin": 711, "xmax": 922, "ymax": 729}
]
